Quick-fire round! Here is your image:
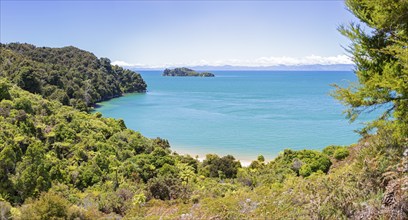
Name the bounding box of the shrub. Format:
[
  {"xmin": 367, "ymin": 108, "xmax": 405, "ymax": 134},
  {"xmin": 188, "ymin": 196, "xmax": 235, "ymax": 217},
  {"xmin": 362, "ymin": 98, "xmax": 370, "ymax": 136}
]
[
  {"xmin": 14, "ymin": 97, "xmax": 34, "ymax": 114},
  {"xmin": 0, "ymin": 80, "xmax": 11, "ymax": 101},
  {"xmin": 249, "ymin": 160, "xmax": 262, "ymax": 169},
  {"xmin": 323, "ymin": 145, "xmax": 349, "ymax": 160},
  {"xmin": 274, "ymin": 149, "xmax": 332, "ymax": 177},
  {"xmin": 257, "ymin": 155, "xmax": 265, "ymax": 162},
  {"xmin": 200, "ymin": 154, "xmax": 242, "ymax": 178},
  {"xmin": 333, "ymin": 148, "xmax": 350, "ymax": 160},
  {"xmin": 299, "ymin": 164, "xmax": 313, "ymax": 177},
  {"xmin": 147, "ymin": 176, "xmax": 189, "ymax": 201},
  {"xmin": 20, "ymin": 191, "xmax": 69, "ymax": 219},
  {"xmin": 322, "ymin": 145, "xmax": 342, "ymax": 156}
]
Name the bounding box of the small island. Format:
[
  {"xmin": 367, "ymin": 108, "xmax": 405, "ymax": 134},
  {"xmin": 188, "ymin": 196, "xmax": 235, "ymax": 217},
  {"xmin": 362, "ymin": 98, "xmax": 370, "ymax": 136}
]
[{"xmin": 162, "ymin": 67, "xmax": 215, "ymax": 77}]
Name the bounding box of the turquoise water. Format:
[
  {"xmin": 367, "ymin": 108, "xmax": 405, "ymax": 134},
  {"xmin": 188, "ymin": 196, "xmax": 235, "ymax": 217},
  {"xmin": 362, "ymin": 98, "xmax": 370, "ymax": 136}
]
[{"xmin": 95, "ymin": 71, "xmax": 371, "ymax": 161}]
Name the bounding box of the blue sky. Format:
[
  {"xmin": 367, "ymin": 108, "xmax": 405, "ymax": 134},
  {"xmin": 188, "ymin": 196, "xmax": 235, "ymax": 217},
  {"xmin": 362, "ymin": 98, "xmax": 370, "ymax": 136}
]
[{"xmin": 1, "ymin": 1, "xmax": 359, "ymax": 67}]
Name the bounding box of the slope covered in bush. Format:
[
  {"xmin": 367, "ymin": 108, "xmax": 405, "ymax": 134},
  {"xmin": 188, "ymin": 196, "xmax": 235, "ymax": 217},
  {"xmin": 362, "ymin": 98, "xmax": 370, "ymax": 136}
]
[
  {"xmin": 0, "ymin": 43, "xmax": 146, "ymax": 110},
  {"xmin": 0, "ymin": 82, "xmax": 406, "ymax": 219},
  {"xmin": 0, "ymin": 0, "xmax": 407, "ymax": 217},
  {"xmin": 0, "ymin": 80, "xmax": 175, "ymax": 204}
]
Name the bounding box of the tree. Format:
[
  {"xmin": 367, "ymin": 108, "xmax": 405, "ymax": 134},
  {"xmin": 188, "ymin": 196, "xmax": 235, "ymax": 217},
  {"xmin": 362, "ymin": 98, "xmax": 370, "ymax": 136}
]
[
  {"xmin": 0, "ymin": 43, "xmax": 147, "ymax": 110},
  {"xmin": 15, "ymin": 67, "xmax": 42, "ymax": 94},
  {"xmin": 147, "ymin": 176, "xmax": 185, "ymax": 200},
  {"xmin": 0, "ymin": 80, "xmax": 11, "ymax": 101},
  {"xmin": 13, "ymin": 142, "xmax": 51, "ymax": 202},
  {"xmin": 333, "ymin": 148, "xmax": 350, "ymax": 160},
  {"xmin": 19, "ymin": 191, "xmax": 69, "ymax": 219},
  {"xmin": 333, "ymin": 0, "xmax": 408, "ymax": 138},
  {"xmin": 200, "ymin": 154, "xmax": 242, "ymax": 178}
]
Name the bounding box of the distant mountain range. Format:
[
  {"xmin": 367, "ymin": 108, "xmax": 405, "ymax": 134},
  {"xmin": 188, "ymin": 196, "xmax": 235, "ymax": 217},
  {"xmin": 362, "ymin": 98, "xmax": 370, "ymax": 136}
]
[{"xmin": 129, "ymin": 64, "xmax": 354, "ymax": 71}]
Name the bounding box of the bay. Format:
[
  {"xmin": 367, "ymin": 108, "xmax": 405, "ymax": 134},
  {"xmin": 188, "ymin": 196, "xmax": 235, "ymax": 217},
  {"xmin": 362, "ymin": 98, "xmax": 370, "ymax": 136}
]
[{"xmin": 95, "ymin": 71, "xmax": 372, "ymax": 162}]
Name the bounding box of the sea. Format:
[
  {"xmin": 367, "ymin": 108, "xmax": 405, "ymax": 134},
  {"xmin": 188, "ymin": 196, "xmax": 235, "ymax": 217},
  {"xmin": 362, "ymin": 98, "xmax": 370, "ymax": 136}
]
[{"xmin": 95, "ymin": 70, "xmax": 374, "ymax": 162}]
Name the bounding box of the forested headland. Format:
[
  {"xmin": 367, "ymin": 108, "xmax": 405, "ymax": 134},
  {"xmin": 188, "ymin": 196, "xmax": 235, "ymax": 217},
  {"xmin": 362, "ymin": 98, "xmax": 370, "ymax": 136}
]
[
  {"xmin": 0, "ymin": 43, "xmax": 146, "ymax": 111},
  {"xmin": 0, "ymin": 0, "xmax": 407, "ymax": 219}
]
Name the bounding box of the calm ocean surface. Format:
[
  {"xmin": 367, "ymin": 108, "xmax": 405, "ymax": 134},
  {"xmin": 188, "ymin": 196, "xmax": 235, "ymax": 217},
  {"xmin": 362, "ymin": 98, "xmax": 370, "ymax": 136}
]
[{"xmin": 95, "ymin": 71, "xmax": 372, "ymax": 161}]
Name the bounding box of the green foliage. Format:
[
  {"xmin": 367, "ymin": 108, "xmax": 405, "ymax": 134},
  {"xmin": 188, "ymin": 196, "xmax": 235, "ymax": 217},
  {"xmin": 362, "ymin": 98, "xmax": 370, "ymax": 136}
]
[
  {"xmin": 147, "ymin": 176, "xmax": 188, "ymax": 201},
  {"xmin": 1, "ymin": 78, "xmax": 406, "ymax": 219},
  {"xmin": 0, "ymin": 43, "xmax": 147, "ymax": 110},
  {"xmin": 333, "ymin": 147, "xmax": 350, "ymax": 160},
  {"xmin": 333, "ymin": 0, "xmax": 408, "ymax": 139},
  {"xmin": 200, "ymin": 154, "xmax": 242, "ymax": 178},
  {"xmin": 0, "ymin": 82, "xmax": 174, "ymax": 206},
  {"xmin": 323, "ymin": 145, "xmax": 350, "ymax": 160},
  {"xmin": 323, "ymin": 145, "xmax": 341, "ymax": 156},
  {"xmin": 0, "ymin": 80, "xmax": 11, "ymax": 101},
  {"xmin": 248, "ymin": 160, "xmax": 262, "ymax": 169},
  {"xmin": 15, "ymin": 66, "xmax": 42, "ymax": 94},
  {"xmin": 249, "ymin": 155, "xmax": 266, "ymax": 170},
  {"xmin": 270, "ymin": 149, "xmax": 332, "ymax": 177},
  {"xmin": 20, "ymin": 191, "xmax": 69, "ymax": 220},
  {"xmin": 2, "ymin": 8, "xmax": 407, "ymax": 217},
  {"xmin": 97, "ymin": 188, "xmax": 133, "ymax": 215},
  {"xmin": 257, "ymin": 155, "xmax": 265, "ymax": 162},
  {"xmin": 175, "ymin": 154, "xmax": 199, "ymax": 173},
  {"xmin": 12, "ymin": 141, "xmax": 51, "ymax": 202},
  {"xmin": 14, "ymin": 97, "xmax": 34, "ymax": 114}
]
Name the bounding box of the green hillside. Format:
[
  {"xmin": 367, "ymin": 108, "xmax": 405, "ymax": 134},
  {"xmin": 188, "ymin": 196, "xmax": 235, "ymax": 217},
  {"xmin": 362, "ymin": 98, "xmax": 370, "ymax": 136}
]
[
  {"xmin": 0, "ymin": 80, "xmax": 406, "ymax": 219},
  {"xmin": 0, "ymin": 43, "xmax": 146, "ymax": 111},
  {"xmin": 0, "ymin": 0, "xmax": 407, "ymax": 219}
]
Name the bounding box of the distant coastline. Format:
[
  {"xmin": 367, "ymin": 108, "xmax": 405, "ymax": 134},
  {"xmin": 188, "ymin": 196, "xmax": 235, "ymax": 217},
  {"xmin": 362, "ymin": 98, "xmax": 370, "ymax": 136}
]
[
  {"xmin": 96, "ymin": 71, "xmax": 364, "ymax": 161},
  {"xmin": 129, "ymin": 64, "xmax": 354, "ymax": 71}
]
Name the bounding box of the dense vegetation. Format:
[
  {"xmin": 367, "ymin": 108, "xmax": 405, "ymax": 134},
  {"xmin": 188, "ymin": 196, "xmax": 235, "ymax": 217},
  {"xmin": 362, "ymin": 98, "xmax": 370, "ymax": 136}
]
[
  {"xmin": 334, "ymin": 0, "xmax": 408, "ymax": 139},
  {"xmin": 0, "ymin": 43, "xmax": 147, "ymax": 111},
  {"xmin": 163, "ymin": 67, "xmax": 215, "ymax": 77},
  {"xmin": 0, "ymin": 83, "xmax": 405, "ymax": 219},
  {"xmin": 0, "ymin": 0, "xmax": 407, "ymax": 219},
  {"xmin": 0, "ymin": 82, "xmax": 356, "ymax": 219}
]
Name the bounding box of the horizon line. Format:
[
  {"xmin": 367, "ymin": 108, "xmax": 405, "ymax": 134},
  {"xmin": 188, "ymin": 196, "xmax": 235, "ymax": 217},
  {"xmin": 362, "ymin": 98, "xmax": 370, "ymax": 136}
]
[{"xmin": 118, "ymin": 64, "xmax": 355, "ymax": 72}]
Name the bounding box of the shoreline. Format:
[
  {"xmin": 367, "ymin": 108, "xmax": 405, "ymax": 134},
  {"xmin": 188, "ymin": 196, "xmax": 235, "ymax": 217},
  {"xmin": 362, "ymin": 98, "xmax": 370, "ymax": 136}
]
[{"xmin": 171, "ymin": 147, "xmax": 265, "ymax": 167}]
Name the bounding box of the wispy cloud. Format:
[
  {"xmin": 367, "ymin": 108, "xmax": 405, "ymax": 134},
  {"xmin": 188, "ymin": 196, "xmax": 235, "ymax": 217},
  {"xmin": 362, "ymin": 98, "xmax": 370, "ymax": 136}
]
[
  {"xmin": 111, "ymin": 60, "xmax": 133, "ymax": 66},
  {"xmin": 112, "ymin": 54, "xmax": 353, "ymax": 68},
  {"xmin": 250, "ymin": 55, "xmax": 353, "ymax": 66}
]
